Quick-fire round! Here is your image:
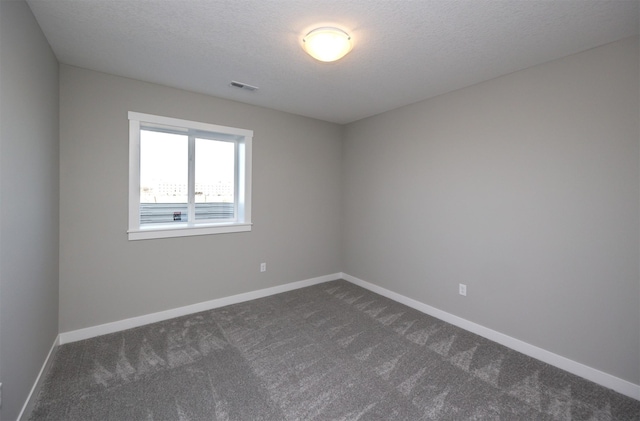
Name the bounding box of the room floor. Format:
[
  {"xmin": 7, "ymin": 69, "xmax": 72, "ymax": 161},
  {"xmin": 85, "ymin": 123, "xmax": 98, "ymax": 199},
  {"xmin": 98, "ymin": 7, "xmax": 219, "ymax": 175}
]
[{"xmin": 30, "ymin": 280, "xmax": 640, "ymax": 420}]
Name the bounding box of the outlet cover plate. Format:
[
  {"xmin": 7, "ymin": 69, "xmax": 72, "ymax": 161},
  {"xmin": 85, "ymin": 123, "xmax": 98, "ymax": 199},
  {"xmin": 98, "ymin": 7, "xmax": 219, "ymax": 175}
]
[{"xmin": 459, "ymin": 284, "xmax": 467, "ymax": 296}]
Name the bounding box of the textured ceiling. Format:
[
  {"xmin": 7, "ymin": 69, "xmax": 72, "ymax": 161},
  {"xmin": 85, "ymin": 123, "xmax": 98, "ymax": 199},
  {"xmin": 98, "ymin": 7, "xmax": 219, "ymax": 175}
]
[{"xmin": 26, "ymin": 0, "xmax": 639, "ymax": 124}]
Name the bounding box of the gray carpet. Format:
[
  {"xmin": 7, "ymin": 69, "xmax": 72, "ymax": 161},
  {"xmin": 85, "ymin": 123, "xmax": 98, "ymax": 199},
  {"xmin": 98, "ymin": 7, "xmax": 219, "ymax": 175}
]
[{"xmin": 29, "ymin": 280, "xmax": 640, "ymax": 420}]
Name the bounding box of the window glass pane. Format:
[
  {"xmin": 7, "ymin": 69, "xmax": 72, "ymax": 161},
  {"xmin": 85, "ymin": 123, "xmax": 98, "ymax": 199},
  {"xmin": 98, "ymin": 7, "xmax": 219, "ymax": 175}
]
[
  {"xmin": 140, "ymin": 130, "xmax": 188, "ymax": 225},
  {"xmin": 195, "ymin": 138, "xmax": 235, "ymax": 220}
]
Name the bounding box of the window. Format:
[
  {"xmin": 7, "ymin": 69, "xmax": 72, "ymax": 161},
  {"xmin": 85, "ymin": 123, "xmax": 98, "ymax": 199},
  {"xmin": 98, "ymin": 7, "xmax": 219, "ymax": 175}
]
[{"xmin": 128, "ymin": 112, "xmax": 252, "ymax": 240}]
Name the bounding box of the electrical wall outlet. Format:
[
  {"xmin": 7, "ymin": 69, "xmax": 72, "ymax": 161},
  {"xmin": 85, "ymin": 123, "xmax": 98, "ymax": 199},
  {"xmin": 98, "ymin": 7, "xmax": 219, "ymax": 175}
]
[
  {"xmin": 459, "ymin": 284, "xmax": 467, "ymax": 296},
  {"xmin": 260, "ymin": 262, "xmax": 266, "ymax": 272}
]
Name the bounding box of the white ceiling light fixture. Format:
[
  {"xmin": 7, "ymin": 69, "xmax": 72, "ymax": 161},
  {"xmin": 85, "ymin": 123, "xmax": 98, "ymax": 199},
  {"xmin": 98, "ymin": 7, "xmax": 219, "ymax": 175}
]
[{"xmin": 303, "ymin": 27, "xmax": 353, "ymax": 62}]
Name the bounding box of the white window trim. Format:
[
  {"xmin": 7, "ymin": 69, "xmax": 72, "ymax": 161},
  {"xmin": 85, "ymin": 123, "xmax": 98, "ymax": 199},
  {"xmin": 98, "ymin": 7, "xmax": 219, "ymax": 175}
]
[{"xmin": 128, "ymin": 112, "xmax": 252, "ymax": 240}]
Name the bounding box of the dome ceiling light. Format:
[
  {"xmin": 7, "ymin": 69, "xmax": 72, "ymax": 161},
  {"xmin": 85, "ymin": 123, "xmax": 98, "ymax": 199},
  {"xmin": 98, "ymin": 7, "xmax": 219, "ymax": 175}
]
[{"xmin": 302, "ymin": 27, "xmax": 353, "ymax": 62}]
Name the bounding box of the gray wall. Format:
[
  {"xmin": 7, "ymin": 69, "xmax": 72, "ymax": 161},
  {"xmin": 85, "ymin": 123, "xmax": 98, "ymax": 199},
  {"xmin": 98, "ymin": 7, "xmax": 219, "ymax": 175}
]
[
  {"xmin": 0, "ymin": 1, "xmax": 60, "ymax": 419},
  {"xmin": 342, "ymin": 37, "xmax": 640, "ymax": 384},
  {"xmin": 59, "ymin": 65, "xmax": 343, "ymax": 333}
]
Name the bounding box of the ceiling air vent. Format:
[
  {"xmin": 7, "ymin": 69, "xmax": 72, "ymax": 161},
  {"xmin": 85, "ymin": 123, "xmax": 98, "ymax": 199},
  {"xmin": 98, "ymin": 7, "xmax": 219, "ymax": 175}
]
[{"xmin": 230, "ymin": 81, "xmax": 259, "ymax": 92}]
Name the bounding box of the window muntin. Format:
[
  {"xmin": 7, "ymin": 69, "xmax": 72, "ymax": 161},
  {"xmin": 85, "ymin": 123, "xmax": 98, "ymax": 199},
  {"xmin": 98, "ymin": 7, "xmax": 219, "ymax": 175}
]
[{"xmin": 128, "ymin": 112, "xmax": 252, "ymax": 240}]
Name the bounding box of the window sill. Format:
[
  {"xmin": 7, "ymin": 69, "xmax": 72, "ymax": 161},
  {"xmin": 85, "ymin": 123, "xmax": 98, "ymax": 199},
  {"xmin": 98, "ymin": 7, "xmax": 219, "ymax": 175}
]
[{"xmin": 128, "ymin": 222, "xmax": 252, "ymax": 240}]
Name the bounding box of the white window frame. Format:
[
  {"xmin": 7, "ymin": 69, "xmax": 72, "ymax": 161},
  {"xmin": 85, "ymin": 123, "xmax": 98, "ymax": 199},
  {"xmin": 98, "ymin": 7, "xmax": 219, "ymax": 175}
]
[{"xmin": 128, "ymin": 112, "xmax": 252, "ymax": 240}]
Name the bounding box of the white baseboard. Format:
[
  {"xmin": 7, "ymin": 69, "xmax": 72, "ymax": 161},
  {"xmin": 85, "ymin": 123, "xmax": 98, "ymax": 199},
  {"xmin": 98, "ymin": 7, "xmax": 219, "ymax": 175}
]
[
  {"xmin": 18, "ymin": 335, "xmax": 60, "ymax": 421},
  {"xmin": 340, "ymin": 272, "xmax": 640, "ymax": 401},
  {"xmin": 59, "ymin": 273, "xmax": 341, "ymax": 345},
  {"xmin": 55, "ymin": 271, "xmax": 640, "ymax": 401}
]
